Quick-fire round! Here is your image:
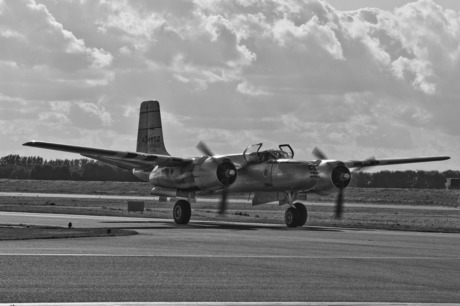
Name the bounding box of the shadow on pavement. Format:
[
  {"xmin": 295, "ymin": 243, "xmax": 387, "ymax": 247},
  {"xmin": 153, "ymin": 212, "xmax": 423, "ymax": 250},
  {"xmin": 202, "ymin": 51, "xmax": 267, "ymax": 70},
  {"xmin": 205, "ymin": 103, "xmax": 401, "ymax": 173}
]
[{"xmin": 100, "ymin": 219, "xmax": 344, "ymax": 232}]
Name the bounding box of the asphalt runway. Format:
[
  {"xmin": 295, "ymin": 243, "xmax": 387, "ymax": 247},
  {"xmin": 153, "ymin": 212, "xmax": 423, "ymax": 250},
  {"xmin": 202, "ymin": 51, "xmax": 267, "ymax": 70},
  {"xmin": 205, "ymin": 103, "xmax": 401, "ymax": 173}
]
[{"xmin": 0, "ymin": 212, "xmax": 459, "ymax": 304}]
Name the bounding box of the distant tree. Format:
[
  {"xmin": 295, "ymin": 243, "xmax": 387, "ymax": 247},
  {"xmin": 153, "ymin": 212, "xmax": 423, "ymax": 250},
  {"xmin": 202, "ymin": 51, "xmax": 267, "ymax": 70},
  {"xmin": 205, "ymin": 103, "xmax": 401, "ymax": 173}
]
[
  {"xmin": 0, "ymin": 165, "xmax": 14, "ymax": 178},
  {"xmin": 370, "ymin": 171, "xmax": 392, "ymax": 188},
  {"xmin": 442, "ymin": 170, "xmax": 460, "ymax": 179},
  {"xmin": 10, "ymin": 167, "xmax": 29, "ymax": 179},
  {"xmin": 81, "ymin": 162, "xmax": 116, "ymax": 181},
  {"xmin": 0, "ymin": 155, "xmax": 20, "ymax": 166},
  {"xmin": 30, "ymin": 165, "xmax": 44, "ymax": 180},
  {"xmin": 80, "ymin": 159, "xmax": 89, "ymax": 168},
  {"xmin": 70, "ymin": 171, "xmax": 82, "ymax": 181},
  {"xmin": 54, "ymin": 166, "xmax": 71, "ymax": 180},
  {"xmin": 350, "ymin": 172, "xmax": 372, "ymax": 187},
  {"xmin": 30, "ymin": 164, "xmax": 55, "ymax": 180}
]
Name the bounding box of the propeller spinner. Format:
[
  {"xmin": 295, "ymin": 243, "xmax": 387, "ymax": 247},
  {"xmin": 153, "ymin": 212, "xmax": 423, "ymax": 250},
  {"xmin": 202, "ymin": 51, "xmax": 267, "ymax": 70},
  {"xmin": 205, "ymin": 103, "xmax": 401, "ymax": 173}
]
[
  {"xmin": 197, "ymin": 141, "xmax": 237, "ymax": 214},
  {"xmin": 331, "ymin": 163, "xmax": 351, "ymax": 219},
  {"xmin": 312, "ymin": 147, "xmax": 351, "ymax": 219}
]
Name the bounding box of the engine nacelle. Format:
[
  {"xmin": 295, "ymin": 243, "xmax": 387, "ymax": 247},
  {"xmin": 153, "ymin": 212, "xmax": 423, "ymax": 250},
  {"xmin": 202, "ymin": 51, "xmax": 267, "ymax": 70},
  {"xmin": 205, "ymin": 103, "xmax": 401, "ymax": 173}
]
[
  {"xmin": 193, "ymin": 157, "xmax": 237, "ymax": 191},
  {"xmin": 314, "ymin": 161, "xmax": 351, "ymax": 195},
  {"xmin": 149, "ymin": 156, "xmax": 237, "ymax": 192}
]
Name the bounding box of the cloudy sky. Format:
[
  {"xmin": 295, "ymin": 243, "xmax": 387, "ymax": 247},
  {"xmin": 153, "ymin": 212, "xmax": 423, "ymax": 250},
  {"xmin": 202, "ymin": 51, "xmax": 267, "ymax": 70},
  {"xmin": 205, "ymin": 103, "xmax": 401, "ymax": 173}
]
[{"xmin": 1, "ymin": 0, "xmax": 459, "ymax": 171}]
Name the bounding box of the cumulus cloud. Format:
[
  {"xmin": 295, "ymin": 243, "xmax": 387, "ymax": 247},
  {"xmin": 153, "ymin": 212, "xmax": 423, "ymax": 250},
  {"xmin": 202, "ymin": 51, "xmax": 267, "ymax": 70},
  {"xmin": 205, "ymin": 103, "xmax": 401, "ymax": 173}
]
[
  {"xmin": 1, "ymin": 0, "xmax": 459, "ymax": 170},
  {"xmin": 75, "ymin": 101, "xmax": 112, "ymax": 127},
  {"xmin": 0, "ymin": 0, "xmax": 113, "ymax": 101}
]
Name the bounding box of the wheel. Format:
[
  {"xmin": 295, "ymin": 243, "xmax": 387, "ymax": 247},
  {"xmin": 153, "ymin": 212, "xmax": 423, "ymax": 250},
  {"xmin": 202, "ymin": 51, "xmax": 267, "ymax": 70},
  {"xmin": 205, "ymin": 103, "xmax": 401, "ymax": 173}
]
[
  {"xmin": 285, "ymin": 207, "xmax": 299, "ymax": 227},
  {"xmin": 173, "ymin": 200, "xmax": 191, "ymax": 224},
  {"xmin": 294, "ymin": 202, "xmax": 307, "ymax": 227}
]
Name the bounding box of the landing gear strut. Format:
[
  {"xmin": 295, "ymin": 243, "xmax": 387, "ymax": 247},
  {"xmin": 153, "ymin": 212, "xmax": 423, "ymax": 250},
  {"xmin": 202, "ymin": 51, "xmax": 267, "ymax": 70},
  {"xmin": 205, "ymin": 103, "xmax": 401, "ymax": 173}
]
[
  {"xmin": 284, "ymin": 202, "xmax": 308, "ymax": 227},
  {"xmin": 173, "ymin": 199, "xmax": 191, "ymax": 224}
]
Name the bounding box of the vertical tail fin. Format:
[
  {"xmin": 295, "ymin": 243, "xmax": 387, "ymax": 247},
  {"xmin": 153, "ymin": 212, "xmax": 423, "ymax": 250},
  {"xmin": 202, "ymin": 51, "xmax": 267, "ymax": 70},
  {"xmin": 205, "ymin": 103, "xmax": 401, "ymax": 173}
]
[{"xmin": 136, "ymin": 100, "xmax": 170, "ymax": 155}]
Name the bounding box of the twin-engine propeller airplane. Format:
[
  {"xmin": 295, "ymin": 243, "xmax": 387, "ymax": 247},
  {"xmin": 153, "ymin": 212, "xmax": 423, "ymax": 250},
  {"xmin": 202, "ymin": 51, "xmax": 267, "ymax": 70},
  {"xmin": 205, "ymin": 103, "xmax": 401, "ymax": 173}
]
[{"xmin": 24, "ymin": 100, "xmax": 450, "ymax": 227}]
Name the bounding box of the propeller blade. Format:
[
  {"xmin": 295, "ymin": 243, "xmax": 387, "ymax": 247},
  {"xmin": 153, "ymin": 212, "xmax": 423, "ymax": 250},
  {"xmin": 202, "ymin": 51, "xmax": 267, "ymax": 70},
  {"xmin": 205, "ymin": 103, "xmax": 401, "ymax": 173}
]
[
  {"xmin": 196, "ymin": 141, "xmax": 232, "ymax": 215},
  {"xmin": 312, "ymin": 147, "xmax": 328, "ymax": 160},
  {"xmin": 197, "ymin": 141, "xmax": 214, "ymax": 157},
  {"xmin": 335, "ymin": 188, "xmax": 344, "ymax": 219},
  {"xmin": 352, "ymin": 156, "xmax": 376, "ymax": 172},
  {"xmin": 219, "ymin": 189, "xmax": 228, "ymax": 214},
  {"xmin": 311, "ymin": 147, "xmax": 345, "ymax": 219}
]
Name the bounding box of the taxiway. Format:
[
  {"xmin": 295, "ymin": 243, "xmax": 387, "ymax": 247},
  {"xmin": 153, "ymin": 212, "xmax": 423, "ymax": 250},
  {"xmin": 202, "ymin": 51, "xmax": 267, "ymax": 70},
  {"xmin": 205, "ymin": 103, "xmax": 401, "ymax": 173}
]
[{"xmin": 0, "ymin": 211, "xmax": 459, "ymax": 304}]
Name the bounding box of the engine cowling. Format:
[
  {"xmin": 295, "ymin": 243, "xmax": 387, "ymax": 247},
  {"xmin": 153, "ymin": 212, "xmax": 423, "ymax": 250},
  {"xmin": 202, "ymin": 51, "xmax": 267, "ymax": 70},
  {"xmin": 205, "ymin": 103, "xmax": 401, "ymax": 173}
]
[
  {"xmin": 193, "ymin": 157, "xmax": 237, "ymax": 191},
  {"xmin": 315, "ymin": 161, "xmax": 351, "ymax": 194}
]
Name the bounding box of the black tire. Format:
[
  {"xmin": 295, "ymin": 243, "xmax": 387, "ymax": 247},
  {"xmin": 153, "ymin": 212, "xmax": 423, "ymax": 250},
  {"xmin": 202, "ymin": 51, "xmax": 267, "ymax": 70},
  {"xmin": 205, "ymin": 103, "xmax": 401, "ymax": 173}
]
[
  {"xmin": 173, "ymin": 200, "xmax": 191, "ymax": 225},
  {"xmin": 294, "ymin": 202, "xmax": 307, "ymax": 227},
  {"xmin": 285, "ymin": 207, "xmax": 299, "ymax": 227}
]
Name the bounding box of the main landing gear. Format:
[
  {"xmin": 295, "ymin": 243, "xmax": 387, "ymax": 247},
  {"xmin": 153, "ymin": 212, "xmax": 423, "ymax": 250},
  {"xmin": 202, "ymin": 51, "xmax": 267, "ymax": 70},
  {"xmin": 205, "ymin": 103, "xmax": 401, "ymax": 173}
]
[
  {"xmin": 173, "ymin": 199, "xmax": 191, "ymax": 225},
  {"xmin": 172, "ymin": 197, "xmax": 307, "ymax": 228},
  {"xmin": 285, "ymin": 202, "xmax": 308, "ymax": 227}
]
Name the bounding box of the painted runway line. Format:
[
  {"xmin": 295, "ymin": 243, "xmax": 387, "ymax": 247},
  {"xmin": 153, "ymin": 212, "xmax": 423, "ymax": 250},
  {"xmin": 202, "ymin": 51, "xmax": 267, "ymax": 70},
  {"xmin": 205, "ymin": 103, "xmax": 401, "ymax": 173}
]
[
  {"xmin": 1, "ymin": 302, "xmax": 459, "ymax": 306},
  {"xmin": 1, "ymin": 253, "xmax": 459, "ymax": 260}
]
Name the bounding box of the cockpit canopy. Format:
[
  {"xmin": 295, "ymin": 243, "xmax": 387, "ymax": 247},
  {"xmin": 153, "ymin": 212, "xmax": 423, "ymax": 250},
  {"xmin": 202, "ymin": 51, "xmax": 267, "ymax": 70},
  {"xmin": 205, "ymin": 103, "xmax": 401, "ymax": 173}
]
[
  {"xmin": 243, "ymin": 143, "xmax": 294, "ymax": 164},
  {"xmin": 259, "ymin": 149, "xmax": 291, "ymax": 162}
]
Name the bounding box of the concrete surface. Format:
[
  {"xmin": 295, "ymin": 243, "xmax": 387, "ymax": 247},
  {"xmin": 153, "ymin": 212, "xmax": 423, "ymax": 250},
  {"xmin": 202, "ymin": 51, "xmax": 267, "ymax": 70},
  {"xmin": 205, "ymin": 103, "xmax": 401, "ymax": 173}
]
[{"xmin": 0, "ymin": 211, "xmax": 458, "ymax": 303}]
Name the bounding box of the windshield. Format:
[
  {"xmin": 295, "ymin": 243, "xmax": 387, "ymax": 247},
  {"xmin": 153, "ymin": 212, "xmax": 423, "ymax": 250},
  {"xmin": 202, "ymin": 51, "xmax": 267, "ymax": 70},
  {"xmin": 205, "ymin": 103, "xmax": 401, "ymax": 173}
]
[{"xmin": 260, "ymin": 150, "xmax": 290, "ymax": 162}]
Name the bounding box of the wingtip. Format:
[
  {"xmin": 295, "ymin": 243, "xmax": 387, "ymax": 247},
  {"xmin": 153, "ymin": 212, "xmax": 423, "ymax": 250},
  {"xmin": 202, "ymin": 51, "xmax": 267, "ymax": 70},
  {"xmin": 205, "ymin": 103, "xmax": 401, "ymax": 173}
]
[
  {"xmin": 23, "ymin": 141, "xmax": 35, "ymax": 146},
  {"xmin": 23, "ymin": 140, "xmax": 43, "ymax": 147}
]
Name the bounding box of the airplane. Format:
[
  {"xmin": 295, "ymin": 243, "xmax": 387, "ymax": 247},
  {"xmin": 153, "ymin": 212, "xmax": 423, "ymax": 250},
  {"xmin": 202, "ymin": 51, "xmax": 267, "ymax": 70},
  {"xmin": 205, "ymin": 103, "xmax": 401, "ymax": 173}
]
[{"xmin": 24, "ymin": 100, "xmax": 450, "ymax": 227}]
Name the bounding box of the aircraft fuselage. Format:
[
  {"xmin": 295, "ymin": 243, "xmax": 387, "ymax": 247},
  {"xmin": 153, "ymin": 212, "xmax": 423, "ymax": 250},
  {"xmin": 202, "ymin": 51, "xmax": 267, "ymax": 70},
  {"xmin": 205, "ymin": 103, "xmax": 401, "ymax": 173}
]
[{"xmin": 146, "ymin": 154, "xmax": 320, "ymax": 194}]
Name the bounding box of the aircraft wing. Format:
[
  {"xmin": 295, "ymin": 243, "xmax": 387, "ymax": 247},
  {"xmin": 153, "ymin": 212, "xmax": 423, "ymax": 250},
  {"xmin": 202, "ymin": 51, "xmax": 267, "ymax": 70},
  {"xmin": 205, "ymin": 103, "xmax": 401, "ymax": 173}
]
[
  {"xmin": 344, "ymin": 156, "xmax": 450, "ymax": 170},
  {"xmin": 23, "ymin": 141, "xmax": 193, "ymax": 170}
]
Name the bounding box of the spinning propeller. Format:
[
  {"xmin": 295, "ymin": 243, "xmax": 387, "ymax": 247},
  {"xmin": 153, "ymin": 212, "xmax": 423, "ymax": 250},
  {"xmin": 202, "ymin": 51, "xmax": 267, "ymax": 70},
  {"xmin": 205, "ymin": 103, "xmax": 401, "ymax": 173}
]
[
  {"xmin": 312, "ymin": 146, "xmax": 328, "ymax": 161},
  {"xmin": 312, "ymin": 147, "xmax": 351, "ymax": 219},
  {"xmin": 197, "ymin": 141, "xmax": 237, "ymax": 214}
]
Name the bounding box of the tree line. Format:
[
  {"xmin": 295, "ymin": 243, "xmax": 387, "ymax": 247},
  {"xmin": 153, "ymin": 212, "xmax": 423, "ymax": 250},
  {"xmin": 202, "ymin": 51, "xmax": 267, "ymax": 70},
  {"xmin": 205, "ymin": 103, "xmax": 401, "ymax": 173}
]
[
  {"xmin": 349, "ymin": 170, "xmax": 459, "ymax": 189},
  {"xmin": 1, "ymin": 154, "xmax": 458, "ymax": 188},
  {"xmin": 0, "ymin": 154, "xmax": 141, "ymax": 182}
]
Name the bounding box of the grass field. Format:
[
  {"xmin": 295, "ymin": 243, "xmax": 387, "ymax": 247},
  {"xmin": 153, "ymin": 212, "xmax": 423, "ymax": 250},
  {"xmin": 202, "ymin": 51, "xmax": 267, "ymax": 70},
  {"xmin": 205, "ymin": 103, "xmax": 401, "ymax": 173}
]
[
  {"xmin": 0, "ymin": 179, "xmax": 459, "ymax": 234},
  {"xmin": 1, "ymin": 179, "xmax": 459, "ymax": 206},
  {"xmin": 0, "ymin": 224, "xmax": 137, "ymax": 240}
]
